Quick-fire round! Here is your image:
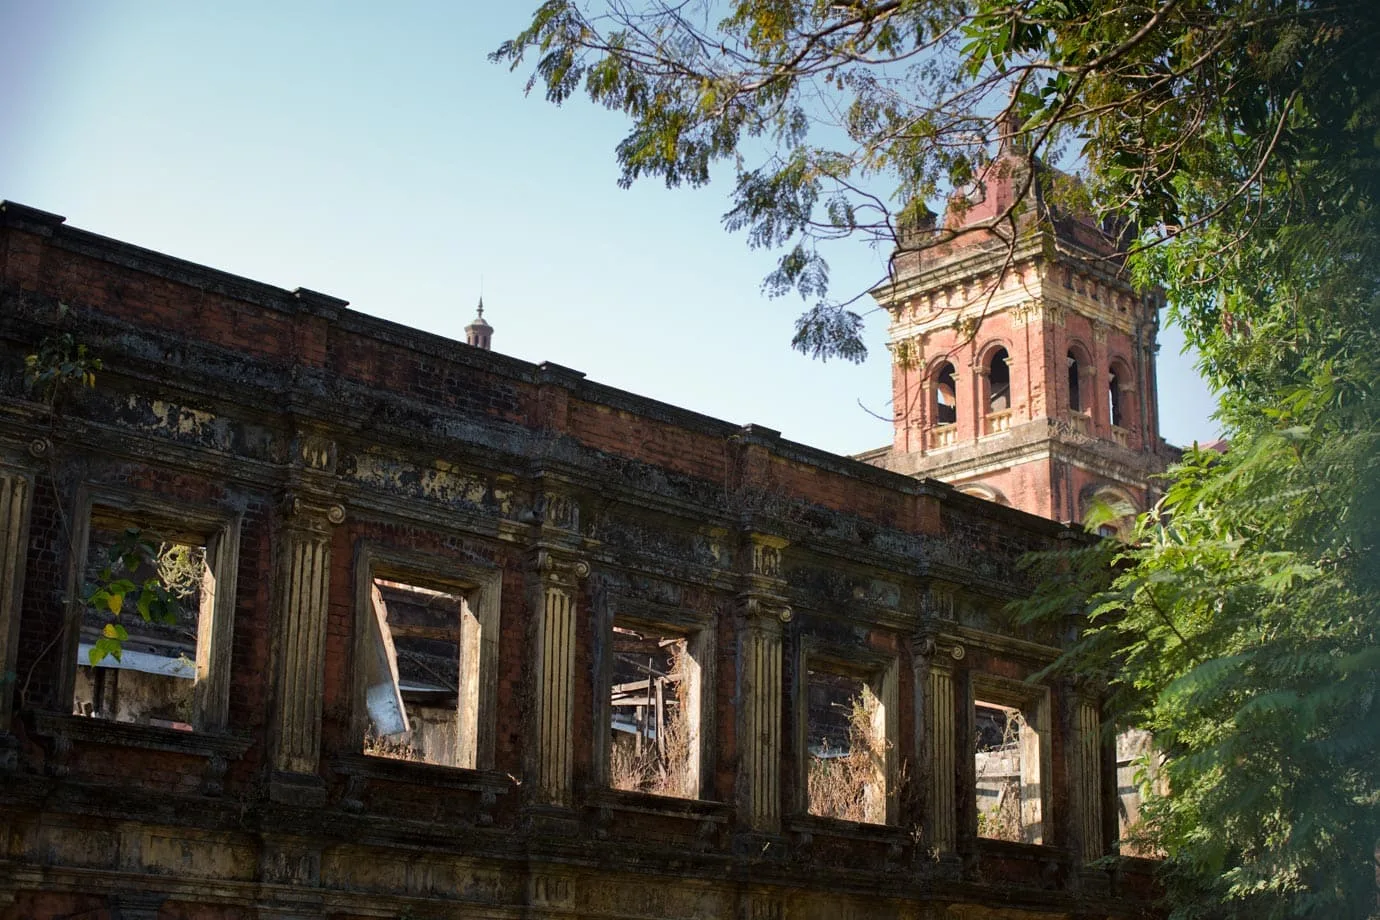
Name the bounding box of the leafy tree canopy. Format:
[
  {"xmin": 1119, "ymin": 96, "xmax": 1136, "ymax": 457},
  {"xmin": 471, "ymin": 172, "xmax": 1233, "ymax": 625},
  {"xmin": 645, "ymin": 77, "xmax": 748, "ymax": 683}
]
[
  {"xmin": 498, "ymin": 1, "xmax": 1380, "ymax": 917},
  {"xmin": 494, "ymin": 0, "xmax": 1378, "ymax": 362}
]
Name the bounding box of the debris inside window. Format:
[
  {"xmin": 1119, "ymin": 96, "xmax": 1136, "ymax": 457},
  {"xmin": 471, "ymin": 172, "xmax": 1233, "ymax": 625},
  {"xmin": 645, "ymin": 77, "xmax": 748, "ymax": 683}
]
[
  {"xmin": 608, "ymin": 625, "xmax": 694, "ymax": 798},
  {"xmin": 806, "ymin": 671, "xmax": 886, "ymax": 824},
  {"xmin": 974, "ymin": 702, "xmax": 1043, "ymax": 843},
  {"xmin": 363, "ymin": 578, "xmax": 465, "ymax": 766}
]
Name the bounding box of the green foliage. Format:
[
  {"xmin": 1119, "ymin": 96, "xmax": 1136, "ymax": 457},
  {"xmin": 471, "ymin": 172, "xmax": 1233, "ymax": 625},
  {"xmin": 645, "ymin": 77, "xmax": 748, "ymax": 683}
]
[
  {"xmin": 496, "ymin": 0, "xmax": 1379, "ymax": 360},
  {"xmin": 25, "ymin": 331, "xmax": 102, "ymax": 404},
  {"xmin": 1016, "ymin": 204, "xmax": 1380, "ymax": 913},
  {"xmin": 84, "ymin": 529, "xmax": 186, "ymax": 665},
  {"xmin": 501, "ymin": 3, "xmax": 1380, "ymax": 915}
]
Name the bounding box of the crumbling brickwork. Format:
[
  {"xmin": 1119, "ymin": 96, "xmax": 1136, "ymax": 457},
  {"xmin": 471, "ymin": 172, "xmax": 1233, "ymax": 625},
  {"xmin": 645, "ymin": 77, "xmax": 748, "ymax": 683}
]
[{"xmin": 0, "ymin": 201, "xmax": 1156, "ymax": 919}]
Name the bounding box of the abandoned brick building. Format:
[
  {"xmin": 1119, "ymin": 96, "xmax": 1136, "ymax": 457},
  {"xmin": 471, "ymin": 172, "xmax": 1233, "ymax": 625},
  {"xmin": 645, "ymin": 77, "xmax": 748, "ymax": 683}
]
[{"xmin": 0, "ymin": 197, "xmax": 1162, "ymax": 919}]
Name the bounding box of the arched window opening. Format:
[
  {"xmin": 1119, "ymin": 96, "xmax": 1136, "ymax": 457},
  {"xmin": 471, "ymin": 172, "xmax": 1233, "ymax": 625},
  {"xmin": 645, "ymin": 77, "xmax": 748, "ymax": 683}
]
[
  {"xmin": 1082, "ymin": 487, "xmax": 1138, "ymax": 540},
  {"xmin": 1067, "ymin": 352, "xmax": 1082, "ymax": 411},
  {"xmin": 987, "ymin": 349, "xmax": 1010, "ymax": 414},
  {"xmin": 1108, "ymin": 367, "xmax": 1124, "ymax": 428},
  {"xmin": 935, "ymin": 363, "xmax": 957, "ymax": 425}
]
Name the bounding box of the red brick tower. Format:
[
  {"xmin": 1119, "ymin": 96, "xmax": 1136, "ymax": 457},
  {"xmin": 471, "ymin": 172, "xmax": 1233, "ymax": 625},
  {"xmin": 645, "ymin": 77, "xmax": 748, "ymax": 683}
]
[{"xmin": 861, "ymin": 154, "xmax": 1178, "ymax": 524}]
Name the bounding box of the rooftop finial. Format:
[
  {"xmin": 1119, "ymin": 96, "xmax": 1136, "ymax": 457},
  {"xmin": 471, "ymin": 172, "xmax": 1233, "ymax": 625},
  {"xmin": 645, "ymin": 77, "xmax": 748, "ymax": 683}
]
[{"xmin": 466, "ymin": 294, "xmax": 493, "ymax": 351}]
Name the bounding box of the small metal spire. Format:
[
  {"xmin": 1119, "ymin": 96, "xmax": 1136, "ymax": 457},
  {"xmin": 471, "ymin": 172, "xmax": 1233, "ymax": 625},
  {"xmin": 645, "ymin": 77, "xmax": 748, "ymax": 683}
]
[{"xmin": 466, "ymin": 295, "xmax": 493, "ymax": 351}]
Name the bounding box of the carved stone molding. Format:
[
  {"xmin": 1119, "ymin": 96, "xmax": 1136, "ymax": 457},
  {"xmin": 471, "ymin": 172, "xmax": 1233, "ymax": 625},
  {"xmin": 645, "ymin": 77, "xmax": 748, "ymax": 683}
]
[
  {"xmin": 916, "ymin": 636, "xmax": 966, "ymax": 663},
  {"xmin": 740, "ymin": 596, "xmax": 792, "ymax": 625},
  {"xmin": 745, "ymin": 532, "xmax": 788, "ymax": 579},
  {"xmin": 281, "ymin": 492, "xmax": 345, "ymax": 531},
  {"xmin": 529, "ymin": 873, "xmax": 575, "ymax": 908},
  {"xmin": 919, "ymin": 581, "xmax": 960, "ymax": 621},
  {"xmin": 293, "ymin": 432, "xmax": 337, "ymax": 474},
  {"xmin": 534, "ymin": 548, "xmax": 590, "ymax": 587},
  {"xmin": 539, "ymin": 491, "xmax": 580, "ymax": 532},
  {"xmin": 258, "ymin": 837, "xmax": 322, "ymax": 886}
]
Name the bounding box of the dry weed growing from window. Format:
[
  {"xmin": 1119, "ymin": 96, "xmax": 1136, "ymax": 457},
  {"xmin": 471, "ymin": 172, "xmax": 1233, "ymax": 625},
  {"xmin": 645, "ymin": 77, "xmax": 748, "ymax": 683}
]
[
  {"xmin": 610, "ymin": 643, "xmax": 693, "ymax": 798},
  {"xmin": 808, "ymin": 685, "xmax": 888, "ymax": 824},
  {"xmin": 976, "ymin": 709, "xmax": 1025, "ymax": 842}
]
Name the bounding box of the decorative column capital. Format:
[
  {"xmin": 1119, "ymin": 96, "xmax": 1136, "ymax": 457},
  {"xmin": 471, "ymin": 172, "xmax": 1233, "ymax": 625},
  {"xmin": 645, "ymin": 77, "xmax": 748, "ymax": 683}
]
[
  {"xmin": 915, "ymin": 635, "xmax": 966, "ymax": 665},
  {"xmin": 532, "ymin": 548, "xmax": 589, "ymax": 587},
  {"xmin": 281, "ymin": 491, "xmax": 345, "ymax": 532},
  {"xmin": 739, "ymin": 596, "xmax": 792, "ymax": 625}
]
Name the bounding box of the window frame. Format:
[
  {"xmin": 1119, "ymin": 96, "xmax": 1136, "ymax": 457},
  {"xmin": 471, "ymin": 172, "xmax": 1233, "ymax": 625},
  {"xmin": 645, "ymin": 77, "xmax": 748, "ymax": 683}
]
[
  {"xmin": 1066, "ymin": 343, "xmax": 1092, "ymax": 414},
  {"xmin": 968, "ymin": 672, "xmax": 1052, "ymax": 845},
  {"xmin": 61, "ymin": 485, "xmax": 242, "ymax": 734},
  {"xmin": 795, "ymin": 641, "xmax": 900, "ymax": 825},
  {"xmin": 594, "ymin": 599, "xmax": 715, "ymax": 801},
  {"xmin": 351, "ymin": 543, "xmax": 502, "ymax": 772},
  {"xmin": 983, "ymin": 346, "xmax": 1012, "ymax": 416},
  {"xmin": 932, "ymin": 361, "xmax": 958, "ymax": 427}
]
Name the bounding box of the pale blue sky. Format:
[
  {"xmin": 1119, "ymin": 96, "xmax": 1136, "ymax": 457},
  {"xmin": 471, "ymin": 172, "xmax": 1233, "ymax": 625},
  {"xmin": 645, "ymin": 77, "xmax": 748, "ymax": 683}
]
[{"xmin": 0, "ymin": 1, "xmax": 1219, "ymax": 455}]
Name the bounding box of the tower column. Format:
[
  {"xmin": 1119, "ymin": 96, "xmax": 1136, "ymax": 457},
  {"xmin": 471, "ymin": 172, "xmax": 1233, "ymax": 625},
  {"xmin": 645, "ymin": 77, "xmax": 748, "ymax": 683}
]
[{"xmin": 1091, "ymin": 322, "xmax": 1111, "ymax": 434}]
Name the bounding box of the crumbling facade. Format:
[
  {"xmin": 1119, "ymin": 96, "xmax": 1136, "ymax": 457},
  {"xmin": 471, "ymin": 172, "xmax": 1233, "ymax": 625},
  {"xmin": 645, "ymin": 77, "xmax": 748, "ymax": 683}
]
[
  {"xmin": 0, "ymin": 201, "xmax": 1156, "ymax": 919},
  {"xmin": 861, "ymin": 151, "xmax": 1178, "ymax": 525}
]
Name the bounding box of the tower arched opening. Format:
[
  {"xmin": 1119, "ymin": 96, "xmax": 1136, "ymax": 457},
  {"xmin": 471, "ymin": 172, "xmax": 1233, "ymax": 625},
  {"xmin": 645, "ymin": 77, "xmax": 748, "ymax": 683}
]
[
  {"xmin": 987, "ymin": 348, "xmax": 1010, "ymax": 414},
  {"xmin": 934, "ymin": 363, "xmax": 957, "ymax": 426}
]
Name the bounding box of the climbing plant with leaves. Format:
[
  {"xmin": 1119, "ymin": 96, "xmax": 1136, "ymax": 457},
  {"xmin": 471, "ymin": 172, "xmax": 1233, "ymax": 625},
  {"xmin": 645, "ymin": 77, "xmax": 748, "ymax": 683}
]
[
  {"xmin": 24, "ymin": 332, "xmax": 101, "ymax": 405},
  {"xmin": 82, "ymin": 529, "xmax": 187, "ymax": 666}
]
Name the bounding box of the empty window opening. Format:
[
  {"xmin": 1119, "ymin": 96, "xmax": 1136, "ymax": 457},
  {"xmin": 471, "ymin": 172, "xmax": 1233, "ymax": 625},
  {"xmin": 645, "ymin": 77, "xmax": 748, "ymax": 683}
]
[
  {"xmin": 363, "ymin": 577, "xmax": 471, "ymax": 767},
  {"xmin": 934, "ymin": 363, "xmax": 957, "ymax": 425},
  {"xmin": 1067, "ymin": 352, "xmax": 1082, "ymax": 411},
  {"xmin": 987, "ymin": 350, "xmax": 1011, "ymax": 414},
  {"xmin": 1116, "ymin": 729, "xmax": 1165, "ymax": 857},
  {"xmin": 974, "ymin": 701, "xmax": 1044, "ymax": 843},
  {"xmin": 609, "ymin": 625, "xmax": 697, "ymax": 798},
  {"xmin": 1108, "ymin": 367, "xmax": 1124, "ymax": 428},
  {"xmin": 806, "ymin": 670, "xmax": 887, "ymax": 824},
  {"xmin": 74, "ymin": 522, "xmax": 209, "ymax": 731}
]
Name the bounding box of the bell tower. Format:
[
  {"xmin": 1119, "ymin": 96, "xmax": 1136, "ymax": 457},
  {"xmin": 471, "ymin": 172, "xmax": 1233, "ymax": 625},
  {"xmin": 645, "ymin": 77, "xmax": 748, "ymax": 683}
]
[{"xmin": 862, "ymin": 154, "xmax": 1177, "ymax": 525}]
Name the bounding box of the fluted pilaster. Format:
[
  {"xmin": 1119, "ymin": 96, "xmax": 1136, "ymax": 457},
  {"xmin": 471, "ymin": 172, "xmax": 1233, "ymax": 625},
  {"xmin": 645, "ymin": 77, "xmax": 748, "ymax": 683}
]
[
  {"xmin": 1072, "ymin": 692, "xmax": 1104, "ymax": 862},
  {"xmin": 271, "ymin": 496, "xmax": 344, "ymax": 779},
  {"xmin": 917, "ymin": 636, "xmax": 963, "ymax": 853},
  {"xmin": 0, "ymin": 465, "xmax": 34, "ymax": 734},
  {"xmin": 532, "ymin": 549, "xmax": 587, "ymax": 805},
  {"xmin": 740, "ymin": 597, "xmax": 790, "ymax": 831}
]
